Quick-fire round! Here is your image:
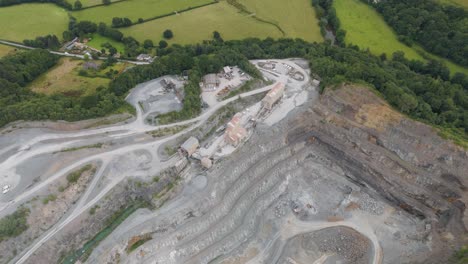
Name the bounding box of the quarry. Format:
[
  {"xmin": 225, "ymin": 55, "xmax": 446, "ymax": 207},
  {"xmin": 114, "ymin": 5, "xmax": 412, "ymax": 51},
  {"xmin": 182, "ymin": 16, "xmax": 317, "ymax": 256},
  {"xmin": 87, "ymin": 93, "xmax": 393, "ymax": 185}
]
[{"xmin": 0, "ymin": 58, "xmax": 466, "ymax": 264}]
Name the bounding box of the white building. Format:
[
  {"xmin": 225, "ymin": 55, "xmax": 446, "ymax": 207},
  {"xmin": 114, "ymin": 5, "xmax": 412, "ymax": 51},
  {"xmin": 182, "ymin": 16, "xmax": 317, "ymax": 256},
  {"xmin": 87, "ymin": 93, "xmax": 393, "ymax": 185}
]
[
  {"xmin": 180, "ymin": 137, "xmax": 199, "ymax": 156},
  {"xmin": 262, "ymin": 82, "xmax": 285, "ymax": 110}
]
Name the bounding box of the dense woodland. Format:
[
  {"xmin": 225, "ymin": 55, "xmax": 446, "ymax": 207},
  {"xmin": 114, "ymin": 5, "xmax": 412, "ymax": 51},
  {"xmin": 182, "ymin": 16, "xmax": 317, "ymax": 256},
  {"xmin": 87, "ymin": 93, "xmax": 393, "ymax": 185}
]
[
  {"xmin": 0, "ymin": 0, "xmax": 71, "ymax": 9},
  {"xmin": 1, "ymin": 38, "xmax": 467, "ymax": 137},
  {"xmin": 369, "ymin": 0, "xmax": 468, "ymax": 67}
]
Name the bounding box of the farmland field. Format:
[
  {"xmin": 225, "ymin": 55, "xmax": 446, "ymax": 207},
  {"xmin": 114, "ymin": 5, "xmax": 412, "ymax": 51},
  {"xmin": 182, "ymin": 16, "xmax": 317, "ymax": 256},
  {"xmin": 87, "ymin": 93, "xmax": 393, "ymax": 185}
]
[
  {"xmin": 73, "ymin": 0, "xmax": 214, "ymax": 25},
  {"xmin": 87, "ymin": 34, "xmax": 126, "ymax": 53},
  {"xmin": 121, "ymin": 1, "xmax": 283, "ymax": 44},
  {"xmin": 334, "ymin": 0, "xmax": 468, "ymax": 75},
  {"xmin": 0, "ymin": 4, "xmax": 68, "ymax": 42},
  {"xmin": 437, "ymin": 0, "xmax": 468, "ymax": 8},
  {"xmin": 334, "ymin": 0, "xmax": 424, "ymax": 61},
  {"xmin": 238, "ymin": 0, "xmax": 323, "ymax": 42},
  {"xmin": 79, "ymin": 0, "xmax": 119, "ymax": 7},
  {"xmin": 29, "ymin": 58, "xmax": 110, "ymax": 97}
]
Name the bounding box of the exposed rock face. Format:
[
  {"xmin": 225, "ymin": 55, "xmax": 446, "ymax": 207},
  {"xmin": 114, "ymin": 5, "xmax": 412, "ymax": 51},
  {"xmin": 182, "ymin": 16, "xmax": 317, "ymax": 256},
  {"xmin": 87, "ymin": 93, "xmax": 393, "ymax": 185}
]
[{"xmin": 289, "ymin": 84, "xmax": 468, "ymax": 261}]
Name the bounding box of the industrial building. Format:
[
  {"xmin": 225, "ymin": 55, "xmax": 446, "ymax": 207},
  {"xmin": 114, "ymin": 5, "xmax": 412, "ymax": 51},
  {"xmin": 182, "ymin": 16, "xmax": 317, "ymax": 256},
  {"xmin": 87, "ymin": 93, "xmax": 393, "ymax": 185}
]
[
  {"xmin": 201, "ymin": 157, "xmax": 213, "ymax": 169},
  {"xmin": 203, "ymin": 74, "xmax": 220, "ymax": 90},
  {"xmin": 180, "ymin": 137, "xmax": 200, "ymax": 156},
  {"xmin": 224, "ymin": 113, "xmax": 248, "ymax": 146},
  {"xmin": 262, "ymin": 82, "xmax": 285, "ymax": 110}
]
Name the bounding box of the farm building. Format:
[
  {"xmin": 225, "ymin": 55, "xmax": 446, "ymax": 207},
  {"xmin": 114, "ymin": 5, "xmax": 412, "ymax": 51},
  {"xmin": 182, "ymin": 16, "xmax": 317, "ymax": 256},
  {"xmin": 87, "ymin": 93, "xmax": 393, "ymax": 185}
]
[
  {"xmin": 262, "ymin": 82, "xmax": 285, "ymax": 110},
  {"xmin": 137, "ymin": 54, "xmax": 153, "ymax": 62},
  {"xmin": 180, "ymin": 137, "xmax": 199, "ymax": 156},
  {"xmin": 224, "ymin": 113, "xmax": 247, "ymax": 146},
  {"xmin": 203, "ymin": 74, "xmax": 220, "ymax": 90}
]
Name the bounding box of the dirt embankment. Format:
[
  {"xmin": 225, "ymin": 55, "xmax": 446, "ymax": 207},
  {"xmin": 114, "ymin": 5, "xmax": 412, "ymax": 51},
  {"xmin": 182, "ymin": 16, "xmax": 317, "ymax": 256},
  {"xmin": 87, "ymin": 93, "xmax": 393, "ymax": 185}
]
[
  {"xmin": 287, "ymin": 84, "xmax": 468, "ymax": 262},
  {"xmin": 0, "ymin": 164, "xmax": 97, "ymax": 264},
  {"xmin": 26, "ymin": 167, "xmax": 181, "ymax": 264}
]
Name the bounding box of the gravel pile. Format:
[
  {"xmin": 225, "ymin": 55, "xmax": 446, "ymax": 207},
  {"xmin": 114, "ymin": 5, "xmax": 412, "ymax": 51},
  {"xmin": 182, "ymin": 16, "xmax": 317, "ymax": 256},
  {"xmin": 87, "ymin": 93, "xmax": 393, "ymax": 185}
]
[{"xmin": 310, "ymin": 227, "xmax": 371, "ymax": 263}]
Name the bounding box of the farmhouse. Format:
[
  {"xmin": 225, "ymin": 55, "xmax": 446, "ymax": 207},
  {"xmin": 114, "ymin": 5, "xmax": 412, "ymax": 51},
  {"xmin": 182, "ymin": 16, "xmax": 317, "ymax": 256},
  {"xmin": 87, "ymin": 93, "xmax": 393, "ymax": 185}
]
[{"xmin": 262, "ymin": 82, "xmax": 285, "ymax": 110}]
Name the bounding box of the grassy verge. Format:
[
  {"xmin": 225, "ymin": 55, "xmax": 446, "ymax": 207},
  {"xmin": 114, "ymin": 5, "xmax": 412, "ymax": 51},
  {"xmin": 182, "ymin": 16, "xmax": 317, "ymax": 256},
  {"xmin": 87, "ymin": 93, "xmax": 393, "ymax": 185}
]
[
  {"xmin": 224, "ymin": 79, "xmax": 268, "ymax": 99},
  {"xmin": 0, "ymin": 44, "xmax": 18, "ymax": 58},
  {"xmin": 66, "ymin": 164, "xmax": 95, "ymax": 183},
  {"xmin": 127, "ymin": 235, "xmax": 152, "ymax": 253},
  {"xmin": 0, "ymin": 4, "xmax": 68, "ymax": 42},
  {"xmin": 56, "ymin": 144, "xmax": 103, "ymax": 153},
  {"xmin": 61, "ymin": 200, "xmax": 149, "ymax": 264},
  {"xmin": 146, "ymin": 125, "xmax": 189, "ymax": 138},
  {"xmin": 438, "ymin": 127, "xmax": 468, "ymax": 149}
]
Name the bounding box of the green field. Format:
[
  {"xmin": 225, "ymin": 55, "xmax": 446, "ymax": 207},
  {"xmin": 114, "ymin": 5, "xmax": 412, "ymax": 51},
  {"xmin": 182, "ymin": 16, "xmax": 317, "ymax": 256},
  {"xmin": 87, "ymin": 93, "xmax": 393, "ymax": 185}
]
[
  {"xmin": 87, "ymin": 34, "xmax": 126, "ymax": 53},
  {"xmin": 121, "ymin": 1, "xmax": 284, "ymax": 44},
  {"xmin": 0, "ymin": 44, "xmax": 18, "ymax": 57},
  {"xmin": 334, "ymin": 0, "xmax": 468, "ymax": 75},
  {"xmin": 73, "ymin": 0, "xmax": 213, "ymax": 24},
  {"xmin": 334, "ymin": 0, "xmax": 424, "ymax": 61},
  {"xmin": 238, "ymin": 0, "xmax": 323, "ymax": 42},
  {"xmin": 438, "ymin": 0, "xmax": 468, "ymax": 8},
  {"xmin": 0, "ymin": 4, "xmax": 68, "ymax": 42},
  {"xmin": 79, "ymin": 0, "xmax": 118, "ymax": 7},
  {"xmin": 29, "ymin": 58, "xmax": 110, "ymax": 97}
]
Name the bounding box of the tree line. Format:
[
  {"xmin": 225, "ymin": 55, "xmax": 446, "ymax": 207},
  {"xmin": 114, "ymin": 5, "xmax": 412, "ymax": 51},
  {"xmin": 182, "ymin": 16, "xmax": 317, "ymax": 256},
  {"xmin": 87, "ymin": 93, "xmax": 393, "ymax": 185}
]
[
  {"xmin": 368, "ymin": 0, "xmax": 468, "ymax": 67},
  {"xmin": 0, "ymin": 0, "xmax": 72, "ymax": 9}
]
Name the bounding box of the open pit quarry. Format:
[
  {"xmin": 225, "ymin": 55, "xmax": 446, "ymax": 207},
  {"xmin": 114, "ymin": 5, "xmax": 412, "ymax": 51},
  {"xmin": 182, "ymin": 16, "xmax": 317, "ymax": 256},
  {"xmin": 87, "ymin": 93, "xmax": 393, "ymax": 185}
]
[{"xmin": 0, "ymin": 59, "xmax": 466, "ymax": 264}]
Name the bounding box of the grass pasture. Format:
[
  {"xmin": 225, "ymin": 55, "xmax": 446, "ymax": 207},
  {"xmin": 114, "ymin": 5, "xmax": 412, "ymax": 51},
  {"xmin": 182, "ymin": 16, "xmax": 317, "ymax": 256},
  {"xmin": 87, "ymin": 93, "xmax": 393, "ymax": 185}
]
[
  {"xmin": 438, "ymin": 0, "xmax": 468, "ymax": 8},
  {"xmin": 29, "ymin": 58, "xmax": 110, "ymax": 97},
  {"xmin": 238, "ymin": 0, "xmax": 323, "ymax": 42},
  {"xmin": 334, "ymin": 0, "xmax": 468, "ymax": 75},
  {"xmin": 334, "ymin": 0, "xmax": 424, "ymax": 61},
  {"xmin": 121, "ymin": 1, "xmax": 283, "ymax": 44},
  {"xmin": 87, "ymin": 34, "xmax": 126, "ymax": 53},
  {"xmin": 0, "ymin": 44, "xmax": 18, "ymax": 58},
  {"xmin": 0, "ymin": 4, "xmax": 68, "ymax": 42},
  {"xmin": 79, "ymin": 0, "xmax": 119, "ymax": 8},
  {"xmin": 73, "ymin": 0, "xmax": 214, "ymax": 25}
]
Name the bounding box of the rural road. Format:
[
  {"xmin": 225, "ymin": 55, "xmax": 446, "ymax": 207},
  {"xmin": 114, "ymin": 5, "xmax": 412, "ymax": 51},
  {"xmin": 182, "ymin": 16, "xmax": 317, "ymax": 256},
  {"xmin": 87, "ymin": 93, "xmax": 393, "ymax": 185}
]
[{"xmin": 0, "ymin": 40, "xmax": 150, "ymax": 65}]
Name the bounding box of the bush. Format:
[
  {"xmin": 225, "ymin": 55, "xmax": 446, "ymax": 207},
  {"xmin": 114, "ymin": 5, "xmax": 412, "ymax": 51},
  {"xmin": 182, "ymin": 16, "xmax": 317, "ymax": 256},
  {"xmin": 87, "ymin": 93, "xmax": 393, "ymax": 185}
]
[
  {"xmin": 42, "ymin": 194, "xmax": 57, "ymax": 204},
  {"xmin": 67, "ymin": 164, "xmax": 93, "ymax": 183},
  {"xmin": 0, "ymin": 207, "xmax": 30, "ymax": 241},
  {"xmin": 158, "ymin": 40, "xmax": 168, "ymax": 49}
]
